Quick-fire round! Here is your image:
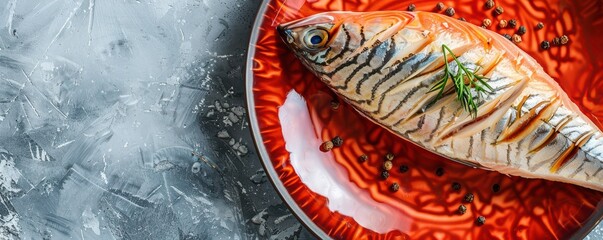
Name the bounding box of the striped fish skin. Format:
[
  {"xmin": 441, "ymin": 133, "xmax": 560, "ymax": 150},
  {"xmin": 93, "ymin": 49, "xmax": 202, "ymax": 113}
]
[{"xmin": 277, "ymin": 11, "xmax": 603, "ymax": 191}]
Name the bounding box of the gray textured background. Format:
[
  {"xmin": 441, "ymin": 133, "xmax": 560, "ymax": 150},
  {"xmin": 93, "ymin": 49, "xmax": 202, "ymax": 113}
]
[{"xmin": 0, "ymin": 0, "xmax": 599, "ymax": 239}]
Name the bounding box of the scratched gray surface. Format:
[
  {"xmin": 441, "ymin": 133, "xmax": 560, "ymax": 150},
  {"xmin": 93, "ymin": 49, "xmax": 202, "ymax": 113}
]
[{"xmin": 0, "ymin": 0, "xmax": 599, "ymax": 239}]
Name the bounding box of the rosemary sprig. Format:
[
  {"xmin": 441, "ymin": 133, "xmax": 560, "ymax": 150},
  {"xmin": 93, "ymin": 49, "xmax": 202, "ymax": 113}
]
[{"xmin": 428, "ymin": 44, "xmax": 493, "ymax": 118}]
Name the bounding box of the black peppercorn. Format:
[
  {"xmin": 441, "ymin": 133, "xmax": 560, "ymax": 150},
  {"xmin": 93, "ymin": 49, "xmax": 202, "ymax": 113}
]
[
  {"xmin": 503, "ymin": 34, "xmax": 512, "ymax": 40},
  {"xmin": 381, "ymin": 170, "xmax": 390, "ymax": 180},
  {"xmin": 552, "ymin": 37, "xmax": 561, "ymax": 46},
  {"xmin": 508, "ymin": 19, "xmax": 517, "ymax": 28},
  {"xmin": 458, "ymin": 17, "xmax": 466, "ymax": 22},
  {"xmin": 445, "ymin": 7, "xmax": 455, "ymax": 16},
  {"xmin": 458, "ymin": 205, "xmax": 467, "ymax": 215},
  {"xmin": 359, "ymin": 154, "xmax": 368, "ymax": 162},
  {"xmin": 399, "ymin": 165, "xmax": 409, "ymax": 173},
  {"xmin": 540, "ymin": 41, "xmax": 550, "ymax": 50},
  {"xmin": 464, "ymin": 193, "xmax": 474, "ymax": 203},
  {"xmin": 517, "ymin": 25, "xmax": 527, "ymax": 35},
  {"xmin": 435, "ymin": 167, "xmax": 445, "ymax": 176},
  {"xmin": 452, "ymin": 182, "xmax": 461, "ymax": 191},
  {"xmin": 476, "ymin": 216, "xmax": 486, "ymax": 226},
  {"xmin": 492, "ymin": 183, "xmax": 501, "ymax": 193},
  {"xmin": 332, "ymin": 136, "xmax": 343, "ymax": 147},
  {"xmin": 408, "ymin": 4, "xmax": 416, "ymax": 12},
  {"xmin": 390, "ymin": 183, "xmax": 400, "ymax": 192},
  {"xmin": 436, "ymin": 2, "xmax": 445, "ymax": 11},
  {"xmin": 536, "ymin": 22, "xmax": 544, "ymax": 30},
  {"xmin": 494, "ymin": 6, "xmax": 504, "ymax": 16},
  {"xmin": 485, "ymin": 0, "xmax": 495, "ymax": 9}
]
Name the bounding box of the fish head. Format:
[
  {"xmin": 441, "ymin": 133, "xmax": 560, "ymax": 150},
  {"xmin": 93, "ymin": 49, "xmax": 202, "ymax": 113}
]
[
  {"xmin": 276, "ymin": 12, "xmax": 349, "ymax": 56},
  {"xmin": 277, "ymin": 11, "xmax": 415, "ymax": 84}
]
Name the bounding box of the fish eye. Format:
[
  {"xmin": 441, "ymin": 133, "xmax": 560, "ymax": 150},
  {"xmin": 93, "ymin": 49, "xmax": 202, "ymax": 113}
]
[{"xmin": 303, "ymin": 28, "xmax": 329, "ymax": 50}]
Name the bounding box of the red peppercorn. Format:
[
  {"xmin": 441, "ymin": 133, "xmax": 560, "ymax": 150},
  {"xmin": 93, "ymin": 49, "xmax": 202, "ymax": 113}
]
[
  {"xmin": 498, "ymin": 19, "xmax": 508, "ymax": 28},
  {"xmin": 482, "ymin": 19, "xmax": 492, "ymax": 28},
  {"xmin": 560, "ymin": 35, "xmax": 569, "ymax": 45},
  {"xmin": 320, "ymin": 141, "xmax": 333, "ymax": 152},
  {"xmin": 383, "ymin": 161, "xmax": 393, "ymax": 171},
  {"xmin": 512, "ymin": 34, "xmax": 522, "ymax": 44}
]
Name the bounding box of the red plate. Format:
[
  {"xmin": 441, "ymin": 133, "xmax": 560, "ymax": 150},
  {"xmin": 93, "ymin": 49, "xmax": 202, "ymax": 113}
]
[{"xmin": 246, "ymin": 0, "xmax": 603, "ymax": 239}]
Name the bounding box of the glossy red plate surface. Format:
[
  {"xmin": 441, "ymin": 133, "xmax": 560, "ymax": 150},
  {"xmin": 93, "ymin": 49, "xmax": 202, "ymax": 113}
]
[{"xmin": 246, "ymin": 0, "xmax": 603, "ymax": 239}]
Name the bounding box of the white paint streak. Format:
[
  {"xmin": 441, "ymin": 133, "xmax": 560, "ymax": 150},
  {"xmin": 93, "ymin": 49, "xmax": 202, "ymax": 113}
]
[
  {"xmin": 30, "ymin": 0, "xmax": 84, "ymax": 76},
  {"xmin": 56, "ymin": 140, "xmax": 75, "ymax": 149},
  {"xmin": 87, "ymin": 0, "xmax": 95, "ymax": 46},
  {"xmin": 100, "ymin": 154, "xmax": 108, "ymax": 184},
  {"xmin": 82, "ymin": 208, "xmax": 100, "ymax": 235},
  {"xmin": 28, "ymin": 141, "xmax": 51, "ymax": 161},
  {"xmin": 170, "ymin": 186, "xmax": 199, "ymax": 207},
  {"xmin": 6, "ymin": 0, "xmax": 17, "ymax": 35},
  {"xmin": 279, "ymin": 90, "xmax": 410, "ymax": 234},
  {"xmin": 0, "ymin": 151, "xmax": 21, "ymax": 194}
]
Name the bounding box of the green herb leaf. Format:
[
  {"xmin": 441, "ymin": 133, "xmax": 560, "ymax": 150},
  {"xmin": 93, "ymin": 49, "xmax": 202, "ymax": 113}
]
[{"xmin": 428, "ymin": 44, "xmax": 493, "ymax": 118}]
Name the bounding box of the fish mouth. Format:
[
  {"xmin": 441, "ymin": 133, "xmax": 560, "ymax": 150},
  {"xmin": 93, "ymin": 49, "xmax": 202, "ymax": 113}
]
[{"xmin": 276, "ymin": 24, "xmax": 295, "ymax": 46}]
